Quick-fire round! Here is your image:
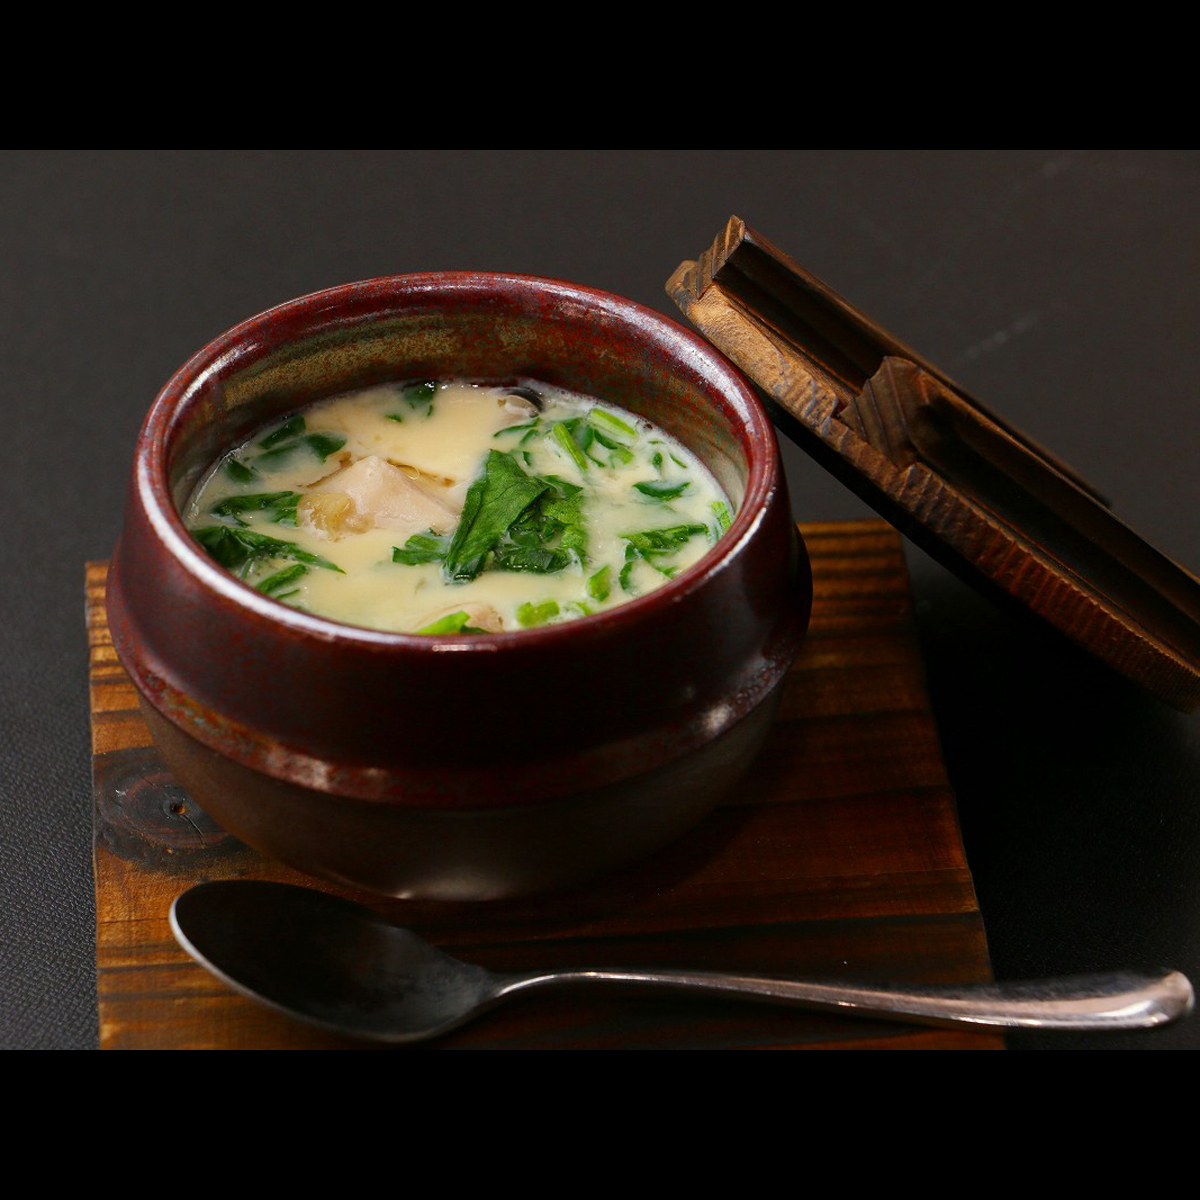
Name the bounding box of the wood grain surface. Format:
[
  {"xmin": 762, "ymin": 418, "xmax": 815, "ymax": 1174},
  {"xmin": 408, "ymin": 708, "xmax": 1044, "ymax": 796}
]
[
  {"xmin": 88, "ymin": 520, "xmax": 1002, "ymax": 1050},
  {"xmin": 667, "ymin": 217, "xmax": 1200, "ymax": 712}
]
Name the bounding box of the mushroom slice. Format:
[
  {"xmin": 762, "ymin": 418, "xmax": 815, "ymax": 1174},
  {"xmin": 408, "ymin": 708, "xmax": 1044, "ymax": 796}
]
[
  {"xmin": 317, "ymin": 455, "xmax": 459, "ymax": 537},
  {"xmin": 499, "ymin": 389, "xmax": 542, "ymax": 422}
]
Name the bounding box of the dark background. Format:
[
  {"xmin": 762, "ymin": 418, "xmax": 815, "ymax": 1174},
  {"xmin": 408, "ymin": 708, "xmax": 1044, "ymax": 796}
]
[{"xmin": 4, "ymin": 150, "xmax": 1198, "ymax": 1050}]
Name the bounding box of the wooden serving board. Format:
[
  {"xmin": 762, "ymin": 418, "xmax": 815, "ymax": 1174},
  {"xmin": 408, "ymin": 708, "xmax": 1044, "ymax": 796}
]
[{"xmin": 88, "ymin": 519, "xmax": 1001, "ymax": 1050}]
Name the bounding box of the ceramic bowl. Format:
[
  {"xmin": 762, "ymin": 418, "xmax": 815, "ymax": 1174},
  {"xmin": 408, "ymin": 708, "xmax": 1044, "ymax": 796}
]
[{"xmin": 107, "ymin": 273, "xmax": 811, "ymax": 899}]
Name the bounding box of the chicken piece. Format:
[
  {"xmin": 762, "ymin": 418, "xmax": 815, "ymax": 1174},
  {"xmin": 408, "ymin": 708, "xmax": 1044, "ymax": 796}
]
[
  {"xmin": 418, "ymin": 603, "xmax": 505, "ymax": 633},
  {"xmin": 387, "ymin": 461, "xmax": 458, "ymax": 490},
  {"xmin": 314, "ymin": 455, "xmax": 459, "ymax": 537},
  {"xmin": 296, "ymin": 492, "xmax": 372, "ymax": 540}
]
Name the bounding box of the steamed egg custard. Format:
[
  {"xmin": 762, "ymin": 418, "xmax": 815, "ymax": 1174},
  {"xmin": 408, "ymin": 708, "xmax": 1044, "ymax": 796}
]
[{"xmin": 186, "ymin": 381, "xmax": 734, "ymax": 634}]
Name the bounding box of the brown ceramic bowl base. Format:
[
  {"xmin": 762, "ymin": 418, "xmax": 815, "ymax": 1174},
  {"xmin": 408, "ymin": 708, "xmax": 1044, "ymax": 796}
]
[{"xmin": 141, "ymin": 688, "xmax": 782, "ymax": 900}]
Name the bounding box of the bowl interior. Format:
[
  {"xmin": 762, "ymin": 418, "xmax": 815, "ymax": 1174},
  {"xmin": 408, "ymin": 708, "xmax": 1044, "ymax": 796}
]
[{"xmin": 162, "ymin": 275, "xmax": 761, "ymax": 539}]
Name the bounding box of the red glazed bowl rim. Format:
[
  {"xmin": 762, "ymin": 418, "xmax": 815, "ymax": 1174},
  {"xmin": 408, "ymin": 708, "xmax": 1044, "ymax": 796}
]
[{"xmin": 137, "ymin": 271, "xmax": 782, "ymax": 651}]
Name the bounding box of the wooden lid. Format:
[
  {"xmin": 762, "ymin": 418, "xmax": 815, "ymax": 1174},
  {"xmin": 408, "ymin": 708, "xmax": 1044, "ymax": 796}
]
[{"xmin": 668, "ymin": 216, "xmax": 1200, "ymax": 712}]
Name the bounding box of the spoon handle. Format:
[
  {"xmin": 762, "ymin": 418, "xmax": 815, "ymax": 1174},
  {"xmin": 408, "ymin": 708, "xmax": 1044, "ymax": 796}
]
[{"xmin": 498, "ymin": 968, "xmax": 1193, "ymax": 1031}]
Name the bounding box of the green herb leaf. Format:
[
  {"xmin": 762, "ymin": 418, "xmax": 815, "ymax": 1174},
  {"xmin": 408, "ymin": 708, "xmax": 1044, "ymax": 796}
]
[
  {"xmin": 541, "ymin": 474, "xmax": 582, "ymax": 498},
  {"xmin": 504, "ymin": 504, "xmax": 549, "ymax": 548},
  {"xmin": 443, "ymin": 451, "xmax": 549, "ymax": 583},
  {"xmin": 491, "ymin": 544, "xmax": 573, "ymax": 573},
  {"xmin": 586, "ymin": 407, "xmax": 638, "ymax": 442},
  {"xmin": 550, "ymin": 421, "xmax": 590, "ymax": 473},
  {"xmin": 517, "ymin": 600, "xmax": 560, "ymax": 628},
  {"xmin": 392, "ymin": 532, "xmax": 452, "ymax": 565},
  {"xmin": 634, "ymin": 479, "xmax": 691, "ymax": 500},
  {"xmin": 259, "ymin": 415, "xmax": 306, "ymax": 449},
  {"xmin": 256, "ymin": 563, "xmax": 307, "ymax": 596},
  {"xmin": 414, "ymin": 611, "xmax": 474, "ymax": 636},
  {"xmin": 398, "ymin": 381, "xmax": 437, "ymax": 419},
  {"xmin": 711, "ymin": 500, "xmax": 733, "ymax": 533},
  {"xmin": 486, "ymin": 474, "xmax": 586, "ymax": 574},
  {"xmin": 210, "ymin": 491, "xmax": 302, "ymax": 526},
  {"xmin": 493, "ymin": 419, "xmax": 540, "ymax": 438},
  {"xmin": 225, "ymin": 457, "xmax": 257, "ymax": 483},
  {"xmin": 619, "ymin": 548, "xmax": 638, "ymax": 595},
  {"xmin": 587, "ymin": 565, "xmax": 611, "ymax": 601},
  {"xmin": 304, "ymin": 432, "xmax": 347, "ymax": 461},
  {"xmin": 617, "ymin": 523, "xmax": 708, "ymax": 594},
  {"xmin": 622, "ymin": 524, "xmax": 707, "ymax": 557},
  {"xmin": 587, "ymin": 427, "xmax": 635, "ymax": 466},
  {"xmin": 193, "ymin": 526, "xmax": 344, "ymax": 575},
  {"xmin": 256, "ymin": 431, "xmax": 347, "ymax": 467},
  {"xmin": 546, "ymin": 497, "xmax": 587, "ymax": 560},
  {"xmin": 404, "ymin": 381, "xmax": 437, "ymax": 407}
]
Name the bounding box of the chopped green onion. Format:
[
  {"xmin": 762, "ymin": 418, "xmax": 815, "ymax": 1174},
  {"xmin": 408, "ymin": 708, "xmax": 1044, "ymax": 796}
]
[
  {"xmin": 392, "ymin": 532, "xmax": 452, "ymax": 565},
  {"xmin": 225, "ymin": 457, "xmax": 257, "ymax": 483},
  {"xmin": 414, "ymin": 611, "xmax": 475, "ymax": 635},
  {"xmin": 193, "ymin": 526, "xmax": 343, "ymax": 575},
  {"xmin": 589, "ymin": 427, "xmax": 635, "ymax": 465},
  {"xmin": 634, "ymin": 480, "xmax": 691, "ymax": 501},
  {"xmin": 517, "ymin": 600, "xmax": 560, "ymax": 628},
  {"xmin": 587, "ymin": 565, "xmax": 611, "ymax": 601},
  {"xmin": 259, "ymin": 415, "xmax": 305, "ymax": 449},
  {"xmin": 494, "ymin": 420, "xmax": 540, "ymax": 438},
  {"xmin": 400, "ymin": 381, "xmax": 437, "ymax": 418},
  {"xmin": 623, "ymin": 524, "xmax": 707, "ymax": 556},
  {"xmin": 587, "ymin": 407, "xmax": 638, "ymax": 442},
  {"xmin": 551, "ymin": 422, "xmax": 590, "ymax": 473},
  {"xmin": 491, "ymin": 544, "xmax": 572, "ymax": 573},
  {"xmin": 619, "ymin": 550, "xmax": 638, "ymax": 594},
  {"xmin": 256, "ymin": 564, "xmax": 307, "ymax": 596},
  {"xmin": 404, "ymin": 381, "xmax": 437, "ymax": 406},
  {"xmin": 542, "ymin": 475, "xmax": 582, "ymax": 498},
  {"xmin": 210, "ymin": 491, "xmax": 301, "ymax": 526},
  {"xmin": 385, "ymin": 382, "xmax": 438, "ymax": 424},
  {"xmin": 304, "ymin": 433, "xmax": 346, "ymax": 461}
]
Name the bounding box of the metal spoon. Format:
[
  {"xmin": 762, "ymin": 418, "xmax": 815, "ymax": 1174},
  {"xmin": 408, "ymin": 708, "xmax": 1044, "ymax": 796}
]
[{"xmin": 170, "ymin": 880, "xmax": 1193, "ymax": 1044}]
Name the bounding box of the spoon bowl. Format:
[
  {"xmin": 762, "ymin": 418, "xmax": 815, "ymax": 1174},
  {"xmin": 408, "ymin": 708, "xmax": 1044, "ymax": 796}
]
[
  {"xmin": 170, "ymin": 881, "xmax": 1195, "ymax": 1044},
  {"xmin": 171, "ymin": 881, "xmax": 501, "ymax": 1042}
]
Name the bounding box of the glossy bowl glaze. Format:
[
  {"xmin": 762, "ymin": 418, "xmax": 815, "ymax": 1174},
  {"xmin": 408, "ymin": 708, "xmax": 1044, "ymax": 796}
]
[{"xmin": 108, "ymin": 273, "xmax": 811, "ymax": 899}]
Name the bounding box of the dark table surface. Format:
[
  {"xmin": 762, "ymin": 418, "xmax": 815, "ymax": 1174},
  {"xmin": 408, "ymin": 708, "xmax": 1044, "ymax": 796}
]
[{"xmin": 5, "ymin": 150, "xmax": 1198, "ymax": 1050}]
